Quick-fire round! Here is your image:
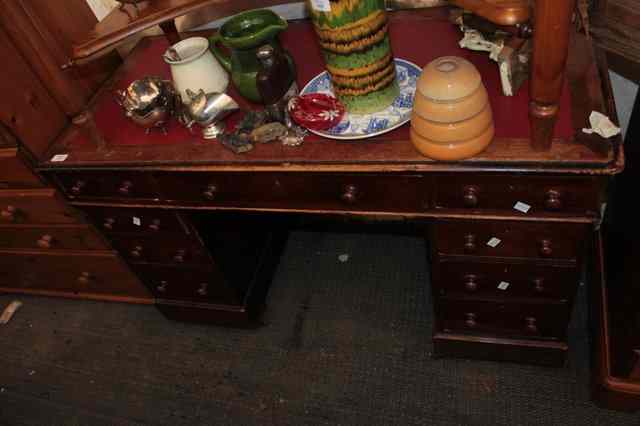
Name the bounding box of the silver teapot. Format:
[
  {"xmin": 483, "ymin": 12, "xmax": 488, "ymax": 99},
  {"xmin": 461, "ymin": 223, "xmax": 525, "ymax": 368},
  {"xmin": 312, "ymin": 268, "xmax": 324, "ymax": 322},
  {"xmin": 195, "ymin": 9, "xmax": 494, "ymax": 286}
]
[{"xmin": 116, "ymin": 77, "xmax": 178, "ymax": 134}]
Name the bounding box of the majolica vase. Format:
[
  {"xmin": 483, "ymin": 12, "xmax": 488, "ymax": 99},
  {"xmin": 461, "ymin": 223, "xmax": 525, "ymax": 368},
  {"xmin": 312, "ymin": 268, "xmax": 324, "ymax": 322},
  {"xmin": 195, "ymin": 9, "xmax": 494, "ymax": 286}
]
[{"xmin": 307, "ymin": 0, "xmax": 400, "ymax": 113}]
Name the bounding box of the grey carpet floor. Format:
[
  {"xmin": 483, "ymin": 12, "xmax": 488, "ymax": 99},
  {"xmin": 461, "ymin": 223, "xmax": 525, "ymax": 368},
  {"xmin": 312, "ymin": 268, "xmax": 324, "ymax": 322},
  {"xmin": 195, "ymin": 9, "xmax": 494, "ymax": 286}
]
[{"xmin": 1, "ymin": 231, "xmax": 639, "ymax": 426}]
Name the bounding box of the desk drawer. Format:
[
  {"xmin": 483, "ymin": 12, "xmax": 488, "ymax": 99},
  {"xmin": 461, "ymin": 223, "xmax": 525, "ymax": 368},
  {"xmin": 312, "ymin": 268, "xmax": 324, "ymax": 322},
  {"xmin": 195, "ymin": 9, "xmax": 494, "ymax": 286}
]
[
  {"xmin": 437, "ymin": 298, "xmax": 569, "ymax": 339},
  {"xmin": 154, "ymin": 172, "xmax": 427, "ymax": 213},
  {"xmin": 433, "ymin": 220, "xmax": 586, "ymax": 261},
  {"xmin": 110, "ymin": 233, "xmax": 211, "ymax": 266},
  {"xmin": 133, "ymin": 264, "xmax": 243, "ymax": 306},
  {"xmin": 81, "ymin": 206, "xmax": 188, "ymax": 235},
  {"xmin": 0, "ymin": 224, "xmax": 107, "ymax": 251},
  {"xmin": 432, "ymin": 259, "xmax": 579, "ymax": 302},
  {"xmin": 434, "ymin": 174, "xmax": 600, "ymax": 215},
  {"xmin": 55, "ymin": 171, "xmax": 158, "ymax": 201},
  {"xmin": 0, "ymin": 189, "xmax": 78, "ymax": 224},
  {"xmin": 0, "ymin": 147, "xmax": 42, "ymax": 189},
  {"xmin": 0, "ymin": 250, "xmax": 149, "ymax": 298}
]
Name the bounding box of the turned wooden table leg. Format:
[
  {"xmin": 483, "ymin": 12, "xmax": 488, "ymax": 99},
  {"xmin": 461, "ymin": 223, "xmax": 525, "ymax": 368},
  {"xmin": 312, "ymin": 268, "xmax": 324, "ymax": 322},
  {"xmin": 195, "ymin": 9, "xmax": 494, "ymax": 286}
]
[
  {"xmin": 159, "ymin": 20, "xmax": 181, "ymax": 46},
  {"xmin": 72, "ymin": 110, "xmax": 106, "ymax": 150},
  {"xmin": 529, "ymin": 0, "xmax": 576, "ymax": 151}
]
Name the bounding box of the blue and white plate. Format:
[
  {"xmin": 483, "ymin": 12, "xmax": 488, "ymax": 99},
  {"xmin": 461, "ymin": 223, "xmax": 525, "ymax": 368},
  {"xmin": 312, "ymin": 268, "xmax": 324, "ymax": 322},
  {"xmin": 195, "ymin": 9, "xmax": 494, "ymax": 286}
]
[{"xmin": 300, "ymin": 58, "xmax": 420, "ymax": 140}]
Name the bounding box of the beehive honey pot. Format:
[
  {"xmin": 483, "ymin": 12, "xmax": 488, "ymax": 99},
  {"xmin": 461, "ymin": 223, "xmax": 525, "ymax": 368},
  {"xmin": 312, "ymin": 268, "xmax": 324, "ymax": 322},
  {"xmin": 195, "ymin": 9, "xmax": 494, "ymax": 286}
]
[{"xmin": 411, "ymin": 56, "xmax": 494, "ymax": 161}]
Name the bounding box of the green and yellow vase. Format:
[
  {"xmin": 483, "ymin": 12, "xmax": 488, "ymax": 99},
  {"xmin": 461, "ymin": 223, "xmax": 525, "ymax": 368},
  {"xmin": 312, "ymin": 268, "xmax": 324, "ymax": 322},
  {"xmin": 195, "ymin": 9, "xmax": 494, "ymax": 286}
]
[{"xmin": 307, "ymin": 0, "xmax": 400, "ymax": 114}]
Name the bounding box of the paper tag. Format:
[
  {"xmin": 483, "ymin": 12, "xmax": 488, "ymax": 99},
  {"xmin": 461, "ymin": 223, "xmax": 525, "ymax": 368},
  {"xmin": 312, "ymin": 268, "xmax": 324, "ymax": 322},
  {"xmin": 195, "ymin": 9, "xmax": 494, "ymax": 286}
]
[
  {"xmin": 513, "ymin": 201, "xmax": 531, "ymax": 213},
  {"xmin": 497, "ymin": 281, "xmax": 510, "ymax": 290},
  {"xmin": 50, "ymin": 154, "xmax": 68, "ymax": 163},
  {"xmin": 132, "ymin": 217, "xmax": 141, "ymax": 226},
  {"xmin": 486, "ymin": 237, "xmax": 501, "ymax": 248},
  {"xmin": 310, "ymin": 0, "xmax": 331, "ymax": 12}
]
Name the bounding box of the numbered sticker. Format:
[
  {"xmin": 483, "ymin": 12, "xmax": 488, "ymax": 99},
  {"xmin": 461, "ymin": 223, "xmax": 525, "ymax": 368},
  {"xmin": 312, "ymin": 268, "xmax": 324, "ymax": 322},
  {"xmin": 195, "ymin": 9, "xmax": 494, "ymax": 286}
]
[
  {"xmin": 486, "ymin": 237, "xmax": 501, "ymax": 248},
  {"xmin": 50, "ymin": 154, "xmax": 68, "ymax": 162},
  {"xmin": 310, "ymin": 0, "xmax": 331, "ymax": 12},
  {"xmin": 132, "ymin": 217, "xmax": 141, "ymax": 226},
  {"xmin": 513, "ymin": 201, "xmax": 531, "ymax": 213},
  {"xmin": 497, "ymin": 281, "xmax": 510, "ymax": 290}
]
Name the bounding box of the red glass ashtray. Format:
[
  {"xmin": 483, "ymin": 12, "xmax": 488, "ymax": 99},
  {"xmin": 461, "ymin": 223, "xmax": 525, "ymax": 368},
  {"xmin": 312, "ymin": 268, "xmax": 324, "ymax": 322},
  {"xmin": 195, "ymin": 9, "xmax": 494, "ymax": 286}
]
[{"xmin": 288, "ymin": 94, "xmax": 346, "ymax": 131}]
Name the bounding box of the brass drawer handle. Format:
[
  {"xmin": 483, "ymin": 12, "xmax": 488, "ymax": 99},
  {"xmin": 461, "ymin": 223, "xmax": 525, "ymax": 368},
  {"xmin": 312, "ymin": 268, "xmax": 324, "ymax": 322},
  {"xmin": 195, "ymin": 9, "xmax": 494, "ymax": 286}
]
[
  {"xmin": 463, "ymin": 234, "xmax": 477, "ymax": 253},
  {"xmin": 70, "ymin": 180, "xmax": 86, "ymax": 195},
  {"xmin": 462, "ymin": 185, "xmax": 479, "ymax": 208},
  {"xmin": 36, "ymin": 235, "xmax": 55, "ymax": 249},
  {"xmin": 340, "ymin": 184, "xmax": 359, "ymax": 204},
  {"xmin": 463, "ymin": 274, "xmax": 478, "ymax": 292},
  {"xmin": 533, "ymin": 278, "xmax": 545, "ymax": 293},
  {"xmin": 196, "ymin": 282, "xmax": 209, "ymax": 296},
  {"xmin": 525, "ymin": 316, "xmax": 538, "ymax": 333},
  {"xmin": 173, "ymin": 249, "xmax": 186, "ymax": 263},
  {"xmin": 118, "ymin": 180, "xmax": 134, "ymax": 195},
  {"xmin": 544, "ymin": 189, "xmax": 562, "ymax": 211},
  {"xmin": 156, "ymin": 281, "xmax": 168, "ymax": 293},
  {"xmin": 203, "ymin": 184, "xmax": 218, "ymax": 200},
  {"xmin": 465, "ymin": 312, "xmax": 477, "ymax": 328},
  {"xmin": 130, "ymin": 245, "xmax": 143, "ymax": 259},
  {"xmin": 77, "ymin": 271, "xmax": 93, "ymax": 285},
  {"xmin": 103, "ymin": 217, "xmax": 116, "ymax": 230},
  {"xmin": 538, "ymin": 239, "xmax": 553, "ymax": 257},
  {"xmin": 1, "ymin": 205, "xmax": 20, "ymax": 222}
]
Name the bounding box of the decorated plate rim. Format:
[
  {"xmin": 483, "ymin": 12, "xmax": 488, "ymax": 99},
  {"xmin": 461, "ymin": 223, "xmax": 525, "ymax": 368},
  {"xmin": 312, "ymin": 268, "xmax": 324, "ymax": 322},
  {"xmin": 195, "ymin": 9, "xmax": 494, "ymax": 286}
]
[{"xmin": 299, "ymin": 58, "xmax": 420, "ymax": 141}]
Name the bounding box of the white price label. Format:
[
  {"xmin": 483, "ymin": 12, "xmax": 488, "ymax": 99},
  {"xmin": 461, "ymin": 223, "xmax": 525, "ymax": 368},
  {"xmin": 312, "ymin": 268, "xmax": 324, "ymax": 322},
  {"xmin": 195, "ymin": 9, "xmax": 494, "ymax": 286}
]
[
  {"xmin": 50, "ymin": 154, "xmax": 68, "ymax": 162},
  {"xmin": 486, "ymin": 237, "xmax": 501, "ymax": 248},
  {"xmin": 513, "ymin": 201, "xmax": 531, "ymax": 213},
  {"xmin": 497, "ymin": 281, "xmax": 510, "ymax": 290},
  {"xmin": 132, "ymin": 217, "xmax": 141, "ymax": 226},
  {"xmin": 310, "ymin": 0, "xmax": 331, "ymax": 12}
]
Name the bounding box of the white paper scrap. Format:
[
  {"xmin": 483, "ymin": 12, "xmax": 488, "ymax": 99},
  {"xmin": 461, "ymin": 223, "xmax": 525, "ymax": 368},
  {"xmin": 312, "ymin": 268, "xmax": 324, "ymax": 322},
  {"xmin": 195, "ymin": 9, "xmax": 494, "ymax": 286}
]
[
  {"xmin": 497, "ymin": 281, "xmax": 510, "ymax": 290},
  {"xmin": 514, "ymin": 201, "xmax": 531, "ymax": 213},
  {"xmin": 50, "ymin": 154, "xmax": 68, "ymax": 162},
  {"xmin": 582, "ymin": 111, "xmax": 621, "ymax": 138},
  {"xmin": 133, "ymin": 217, "xmax": 141, "ymax": 226},
  {"xmin": 487, "ymin": 237, "xmax": 501, "ymax": 248}
]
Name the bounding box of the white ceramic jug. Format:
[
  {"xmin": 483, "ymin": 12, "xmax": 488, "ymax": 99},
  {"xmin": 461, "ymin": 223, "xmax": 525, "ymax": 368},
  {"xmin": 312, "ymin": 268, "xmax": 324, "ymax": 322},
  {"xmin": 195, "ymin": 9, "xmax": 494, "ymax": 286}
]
[{"xmin": 163, "ymin": 37, "xmax": 229, "ymax": 103}]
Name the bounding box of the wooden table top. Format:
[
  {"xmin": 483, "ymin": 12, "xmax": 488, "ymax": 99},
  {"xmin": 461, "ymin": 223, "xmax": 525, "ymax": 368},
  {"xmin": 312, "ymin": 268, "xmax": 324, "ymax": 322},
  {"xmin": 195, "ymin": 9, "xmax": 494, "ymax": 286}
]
[{"xmin": 44, "ymin": 10, "xmax": 623, "ymax": 176}]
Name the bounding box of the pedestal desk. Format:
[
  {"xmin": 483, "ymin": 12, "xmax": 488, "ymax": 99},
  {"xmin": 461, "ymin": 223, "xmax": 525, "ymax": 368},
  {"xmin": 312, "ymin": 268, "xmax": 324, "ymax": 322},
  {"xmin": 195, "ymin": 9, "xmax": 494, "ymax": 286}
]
[{"xmin": 35, "ymin": 11, "xmax": 622, "ymax": 367}]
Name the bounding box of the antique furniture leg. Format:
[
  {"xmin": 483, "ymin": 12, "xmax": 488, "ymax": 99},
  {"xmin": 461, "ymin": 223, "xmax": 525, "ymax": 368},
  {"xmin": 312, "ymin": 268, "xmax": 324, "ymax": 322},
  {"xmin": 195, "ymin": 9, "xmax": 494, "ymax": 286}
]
[{"xmin": 529, "ymin": 0, "xmax": 576, "ymax": 151}]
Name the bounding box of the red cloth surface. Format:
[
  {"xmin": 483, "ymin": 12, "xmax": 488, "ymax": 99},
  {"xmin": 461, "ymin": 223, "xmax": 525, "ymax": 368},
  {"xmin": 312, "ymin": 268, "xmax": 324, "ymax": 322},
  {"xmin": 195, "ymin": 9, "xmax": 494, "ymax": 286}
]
[{"xmin": 81, "ymin": 18, "xmax": 573, "ymax": 147}]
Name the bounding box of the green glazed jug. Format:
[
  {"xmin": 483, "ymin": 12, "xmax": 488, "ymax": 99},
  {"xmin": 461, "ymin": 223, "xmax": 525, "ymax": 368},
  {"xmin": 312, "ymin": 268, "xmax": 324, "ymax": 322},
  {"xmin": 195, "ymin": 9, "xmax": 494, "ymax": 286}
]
[{"xmin": 209, "ymin": 9, "xmax": 296, "ymax": 103}]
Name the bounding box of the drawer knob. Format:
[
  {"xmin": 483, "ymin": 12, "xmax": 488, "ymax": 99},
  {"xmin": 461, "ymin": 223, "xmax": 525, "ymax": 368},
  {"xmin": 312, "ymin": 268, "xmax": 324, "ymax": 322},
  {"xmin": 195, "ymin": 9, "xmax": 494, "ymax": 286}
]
[
  {"xmin": 118, "ymin": 180, "xmax": 133, "ymax": 195},
  {"xmin": 533, "ymin": 278, "xmax": 545, "ymax": 293},
  {"xmin": 203, "ymin": 184, "xmax": 218, "ymax": 200},
  {"xmin": 462, "ymin": 186, "xmax": 479, "ymax": 208},
  {"xmin": 173, "ymin": 249, "xmax": 186, "ymax": 263},
  {"xmin": 156, "ymin": 280, "xmax": 168, "ymax": 293},
  {"xmin": 465, "ymin": 313, "xmax": 477, "ymax": 328},
  {"xmin": 463, "ymin": 234, "xmax": 477, "ymax": 253},
  {"xmin": 148, "ymin": 219, "xmax": 161, "ymax": 232},
  {"xmin": 103, "ymin": 217, "xmax": 116, "ymax": 230},
  {"xmin": 1, "ymin": 205, "xmax": 19, "ymax": 222},
  {"xmin": 130, "ymin": 245, "xmax": 143, "ymax": 258},
  {"xmin": 525, "ymin": 316, "xmax": 538, "ymax": 333},
  {"xmin": 463, "ymin": 274, "xmax": 478, "ymax": 292},
  {"xmin": 538, "ymin": 239, "xmax": 553, "ymax": 257},
  {"xmin": 544, "ymin": 190, "xmax": 562, "ymax": 211},
  {"xmin": 36, "ymin": 235, "xmax": 55, "ymax": 249},
  {"xmin": 77, "ymin": 271, "xmax": 92, "ymax": 285},
  {"xmin": 340, "ymin": 184, "xmax": 359, "ymax": 204},
  {"xmin": 70, "ymin": 180, "xmax": 86, "ymax": 195},
  {"xmin": 196, "ymin": 282, "xmax": 209, "ymax": 296}
]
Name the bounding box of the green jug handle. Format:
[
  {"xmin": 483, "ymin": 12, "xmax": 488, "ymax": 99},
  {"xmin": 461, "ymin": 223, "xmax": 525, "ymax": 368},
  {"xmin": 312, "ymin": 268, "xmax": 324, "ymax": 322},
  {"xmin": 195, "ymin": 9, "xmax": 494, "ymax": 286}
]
[{"xmin": 209, "ymin": 33, "xmax": 232, "ymax": 72}]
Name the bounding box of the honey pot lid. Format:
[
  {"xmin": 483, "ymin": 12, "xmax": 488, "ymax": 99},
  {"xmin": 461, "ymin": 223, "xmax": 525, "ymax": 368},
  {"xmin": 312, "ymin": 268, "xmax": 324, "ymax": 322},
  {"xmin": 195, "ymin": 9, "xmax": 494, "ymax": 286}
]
[{"xmin": 417, "ymin": 56, "xmax": 482, "ymax": 102}]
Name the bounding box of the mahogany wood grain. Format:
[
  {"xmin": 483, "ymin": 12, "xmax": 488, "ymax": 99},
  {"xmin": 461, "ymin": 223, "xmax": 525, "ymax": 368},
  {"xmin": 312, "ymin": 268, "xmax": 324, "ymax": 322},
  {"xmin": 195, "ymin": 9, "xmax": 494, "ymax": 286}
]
[
  {"xmin": 81, "ymin": 206, "xmax": 189, "ymax": 234},
  {"xmin": 449, "ymin": 0, "xmax": 530, "ymax": 26},
  {"xmin": 0, "ymin": 189, "xmax": 80, "ymax": 225},
  {"xmin": 54, "ymin": 170, "xmax": 160, "ymax": 201},
  {"xmin": 0, "ymin": 224, "xmax": 108, "ymax": 251},
  {"xmin": 529, "ymin": 0, "xmax": 576, "ymax": 151},
  {"xmin": 0, "ymin": 144, "xmax": 44, "ymax": 189},
  {"xmin": 109, "ymin": 232, "xmax": 212, "ymax": 266}
]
